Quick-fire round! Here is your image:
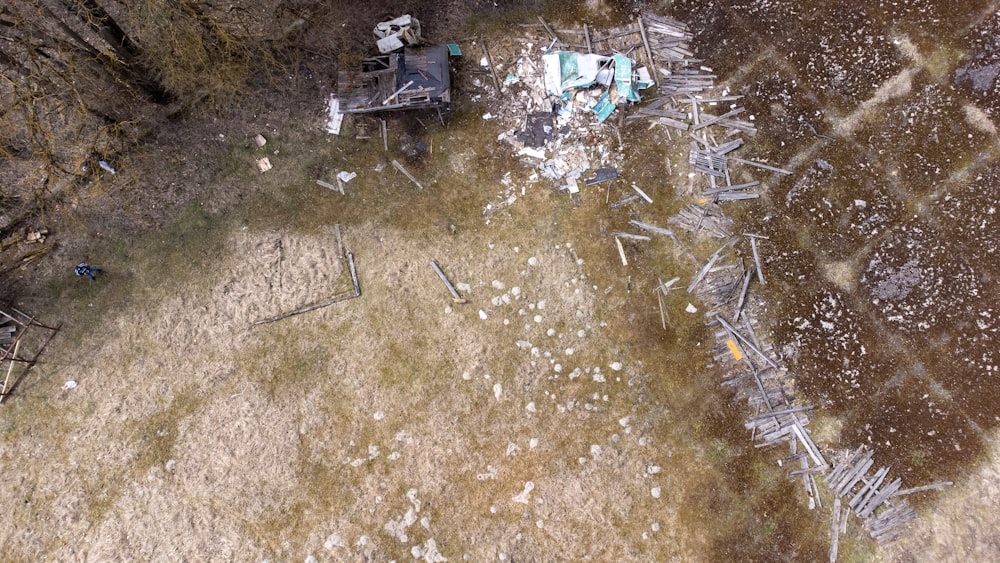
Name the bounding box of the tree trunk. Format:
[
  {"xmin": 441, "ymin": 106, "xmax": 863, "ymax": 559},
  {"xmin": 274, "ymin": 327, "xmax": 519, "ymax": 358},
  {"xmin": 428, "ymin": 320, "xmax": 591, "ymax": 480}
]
[{"xmin": 60, "ymin": 0, "xmax": 173, "ymax": 103}]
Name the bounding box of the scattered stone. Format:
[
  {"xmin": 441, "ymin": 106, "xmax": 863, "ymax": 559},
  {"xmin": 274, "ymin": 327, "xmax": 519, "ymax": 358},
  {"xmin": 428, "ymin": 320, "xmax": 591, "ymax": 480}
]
[
  {"xmin": 609, "ymin": 362, "xmax": 623, "ymax": 371},
  {"xmin": 479, "ymin": 309, "xmax": 489, "ymax": 320},
  {"xmin": 528, "ymin": 256, "xmax": 539, "ymax": 266},
  {"xmin": 493, "ymin": 383, "xmax": 503, "ymax": 401},
  {"xmin": 651, "ymin": 486, "xmax": 662, "ymax": 499},
  {"xmin": 685, "ymin": 303, "xmax": 698, "ymax": 313}
]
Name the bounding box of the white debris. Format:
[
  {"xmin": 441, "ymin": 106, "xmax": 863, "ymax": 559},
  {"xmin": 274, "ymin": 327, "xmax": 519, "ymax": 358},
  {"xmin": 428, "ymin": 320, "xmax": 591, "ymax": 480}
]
[
  {"xmin": 512, "ymin": 481, "xmax": 535, "ymax": 504},
  {"xmin": 479, "ymin": 309, "xmax": 489, "ymax": 320},
  {"xmin": 609, "ymin": 362, "xmax": 623, "ymax": 371},
  {"xmin": 651, "ymin": 486, "xmax": 662, "ymax": 499},
  {"xmin": 493, "ymin": 383, "xmax": 503, "ymax": 401},
  {"xmin": 685, "ymin": 303, "xmax": 698, "ymax": 313},
  {"xmin": 324, "ymin": 533, "xmax": 347, "ymax": 550},
  {"xmin": 528, "ymin": 256, "xmax": 539, "ymax": 267},
  {"xmin": 63, "ymin": 380, "xmax": 78, "ymax": 390},
  {"xmin": 529, "ymin": 438, "xmax": 539, "ymax": 449}
]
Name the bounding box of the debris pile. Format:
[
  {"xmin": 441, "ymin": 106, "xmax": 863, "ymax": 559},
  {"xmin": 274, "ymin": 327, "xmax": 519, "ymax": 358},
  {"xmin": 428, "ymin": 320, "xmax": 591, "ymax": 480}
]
[{"xmin": 482, "ymin": 14, "xmax": 716, "ymax": 188}]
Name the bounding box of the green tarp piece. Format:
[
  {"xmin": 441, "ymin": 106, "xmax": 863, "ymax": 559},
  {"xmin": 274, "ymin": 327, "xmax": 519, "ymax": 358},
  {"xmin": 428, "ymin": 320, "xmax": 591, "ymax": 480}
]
[
  {"xmin": 447, "ymin": 43, "xmax": 461, "ymax": 56},
  {"xmin": 591, "ymin": 92, "xmax": 616, "ymax": 123}
]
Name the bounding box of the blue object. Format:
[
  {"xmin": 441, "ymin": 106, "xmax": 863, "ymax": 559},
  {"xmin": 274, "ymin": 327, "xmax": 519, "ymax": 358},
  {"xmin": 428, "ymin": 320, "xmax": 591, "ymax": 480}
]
[
  {"xmin": 98, "ymin": 160, "xmax": 116, "ymax": 174},
  {"xmin": 447, "ymin": 43, "xmax": 461, "ymax": 56}
]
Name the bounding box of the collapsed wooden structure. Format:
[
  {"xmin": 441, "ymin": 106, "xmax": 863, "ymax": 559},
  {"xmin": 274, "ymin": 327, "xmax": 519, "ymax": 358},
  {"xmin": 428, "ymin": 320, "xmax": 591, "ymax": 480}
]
[
  {"xmin": 0, "ymin": 307, "xmax": 60, "ymax": 403},
  {"xmin": 338, "ymin": 45, "xmax": 452, "ymax": 114}
]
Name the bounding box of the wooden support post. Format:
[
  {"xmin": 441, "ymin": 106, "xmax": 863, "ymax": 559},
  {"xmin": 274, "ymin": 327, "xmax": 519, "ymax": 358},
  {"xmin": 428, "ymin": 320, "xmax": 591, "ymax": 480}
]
[
  {"xmin": 584, "ymin": 23, "xmax": 592, "ymax": 53},
  {"xmin": 381, "ymin": 119, "xmax": 388, "ymax": 152}
]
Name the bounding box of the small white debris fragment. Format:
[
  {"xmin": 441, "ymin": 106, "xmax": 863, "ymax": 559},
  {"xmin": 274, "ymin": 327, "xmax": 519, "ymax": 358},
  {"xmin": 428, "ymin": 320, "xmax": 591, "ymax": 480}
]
[
  {"xmin": 337, "ymin": 170, "xmax": 357, "ymax": 183},
  {"xmin": 493, "ymin": 383, "xmax": 503, "ymax": 401},
  {"xmin": 529, "ymin": 438, "xmax": 539, "ymax": 449},
  {"xmin": 609, "ymin": 362, "xmax": 623, "ymax": 371},
  {"xmin": 528, "ymin": 257, "xmax": 539, "ymax": 267},
  {"xmin": 63, "ymin": 380, "xmax": 78, "ymax": 390},
  {"xmin": 546, "ymin": 328, "xmax": 556, "ymax": 336},
  {"xmin": 462, "ymin": 371, "xmax": 472, "ymax": 381},
  {"xmin": 646, "ymin": 465, "xmax": 662, "ymax": 475},
  {"xmin": 256, "ymin": 157, "xmax": 273, "ymax": 172},
  {"xmin": 526, "ymin": 401, "xmax": 537, "ymax": 413},
  {"xmin": 254, "ymin": 133, "xmax": 267, "ymax": 147},
  {"xmin": 373, "ymin": 410, "xmax": 385, "ymax": 421},
  {"xmin": 512, "ymin": 481, "xmax": 535, "ymax": 504},
  {"xmin": 685, "ymin": 303, "xmax": 698, "ymax": 313},
  {"xmin": 533, "ymin": 315, "xmax": 542, "ymax": 323},
  {"xmin": 324, "ymin": 533, "xmax": 346, "ymax": 550},
  {"xmin": 479, "ymin": 309, "xmax": 489, "ymax": 320},
  {"xmin": 651, "ymin": 486, "xmax": 662, "ymax": 499},
  {"xmin": 492, "ymin": 279, "xmax": 505, "ymax": 290}
]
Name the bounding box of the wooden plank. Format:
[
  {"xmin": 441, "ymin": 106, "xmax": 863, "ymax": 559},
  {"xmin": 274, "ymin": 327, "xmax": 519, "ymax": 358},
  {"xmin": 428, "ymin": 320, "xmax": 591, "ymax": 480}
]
[
  {"xmin": 615, "ymin": 236, "xmax": 628, "ymax": 266},
  {"xmin": 750, "ymin": 236, "xmax": 766, "ymax": 286},
  {"xmin": 348, "ymin": 251, "xmax": 361, "ymax": 297},
  {"xmin": 430, "ymin": 259, "xmax": 465, "ymax": 302},
  {"xmin": 891, "ymin": 481, "xmax": 953, "ymax": 498},
  {"xmin": 637, "ymin": 16, "xmax": 659, "ymax": 85},
  {"xmin": 584, "ymin": 23, "xmax": 592, "ymax": 53},
  {"xmin": 830, "ymin": 498, "xmax": 842, "ymax": 563},
  {"xmin": 392, "ymin": 160, "xmax": 425, "ymax": 190},
  {"xmin": 859, "ymin": 477, "xmax": 903, "ymax": 519},
  {"xmin": 334, "ymin": 224, "xmax": 345, "ymax": 259},
  {"xmin": 0, "ymin": 338, "xmax": 22, "ymax": 403},
  {"xmin": 850, "ymin": 467, "xmax": 889, "ymax": 509},
  {"xmin": 537, "ymin": 16, "xmax": 560, "ymax": 43}
]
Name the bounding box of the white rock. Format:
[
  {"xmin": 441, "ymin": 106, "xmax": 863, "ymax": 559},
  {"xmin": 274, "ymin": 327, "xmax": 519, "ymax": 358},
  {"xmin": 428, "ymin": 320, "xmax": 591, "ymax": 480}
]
[
  {"xmin": 609, "ymin": 362, "xmax": 623, "ymax": 371},
  {"xmin": 547, "ymin": 328, "xmax": 556, "ymax": 336},
  {"xmin": 528, "ymin": 257, "xmax": 539, "ymax": 267},
  {"xmin": 373, "ymin": 410, "xmax": 385, "ymax": 421},
  {"xmin": 511, "ymin": 286, "xmax": 521, "ymax": 297},
  {"xmin": 577, "ymin": 330, "xmax": 586, "ymax": 338},
  {"xmin": 63, "ymin": 380, "xmax": 78, "ymax": 390},
  {"xmin": 493, "ymin": 383, "xmax": 503, "ymax": 401},
  {"xmin": 462, "ymin": 371, "xmax": 472, "ymax": 380},
  {"xmin": 305, "ymin": 555, "xmax": 317, "ymax": 563},
  {"xmin": 324, "ymin": 533, "xmax": 346, "ymax": 550},
  {"xmin": 593, "ymin": 373, "xmax": 605, "ymax": 383},
  {"xmin": 652, "ymin": 522, "xmax": 661, "ymax": 532},
  {"xmin": 651, "ymin": 486, "xmax": 662, "ymax": 499},
  {"xmin": 537, "ymin": 300, "xmax": 546, "ymax": 310},
  {"xmin": 526, "ymin": 401, "xmax": 537, "ymax": 413},
  {"xmin": 554, "ymin": 364, "xmax": 562, "ymax": 373},
  {"xmin": 479, "ymin": 309, "xmax": 489, "ymax": 320},
  {"xmin": 492, "ymin": 279, "xmax": 505, "ymax": 290},
  {"xmin": 646, "ymin": 465, "xmax": 662, "ymax": 475},
  {"xmin": 529, "ymin": 438, "xmax": 539, "ymax": 449},
  {"xmin": 534, "ymin": 315, "xmax": 543, "ymax": 323},
  {"xmin": 565, "ymin": 348, "xmax": 574, "ymax": 355},
  {"xmin": 685, "ymin": 303, "xmax": 698, "ymax": 313},
  {"xmin": 512, "ymin": 481, "xmax": 535, "ymax": 504}
]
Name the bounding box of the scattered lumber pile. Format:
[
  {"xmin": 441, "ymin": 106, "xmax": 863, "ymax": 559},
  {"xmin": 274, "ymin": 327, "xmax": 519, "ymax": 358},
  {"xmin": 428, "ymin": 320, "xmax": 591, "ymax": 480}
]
[{"xmin": 600, "ymin": 13, "xmax": 955, "ymax": 556}]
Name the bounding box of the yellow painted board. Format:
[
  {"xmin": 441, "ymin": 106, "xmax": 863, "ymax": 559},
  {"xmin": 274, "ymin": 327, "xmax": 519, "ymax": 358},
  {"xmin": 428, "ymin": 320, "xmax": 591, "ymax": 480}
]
[{"xmin": 726, "ymin": 338, "xmax": 743, "ymax": 361}]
